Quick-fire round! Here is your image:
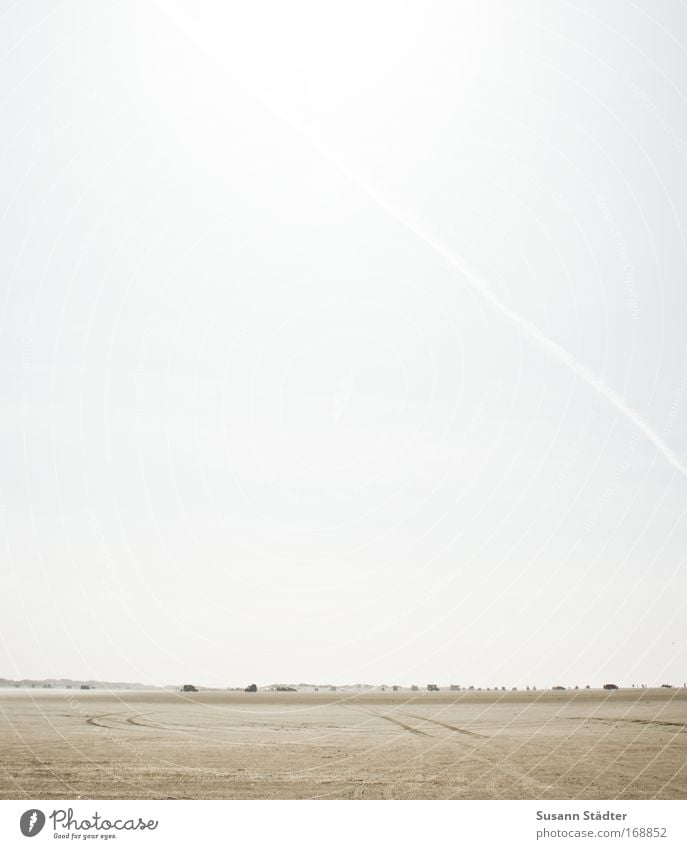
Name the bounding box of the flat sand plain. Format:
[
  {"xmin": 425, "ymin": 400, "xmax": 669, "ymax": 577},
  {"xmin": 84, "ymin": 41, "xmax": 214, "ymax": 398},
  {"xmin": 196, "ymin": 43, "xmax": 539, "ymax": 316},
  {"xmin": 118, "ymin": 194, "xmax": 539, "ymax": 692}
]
[{"xmin": 1, "ymin": 688, "xmax": 685, "ymax": 799}]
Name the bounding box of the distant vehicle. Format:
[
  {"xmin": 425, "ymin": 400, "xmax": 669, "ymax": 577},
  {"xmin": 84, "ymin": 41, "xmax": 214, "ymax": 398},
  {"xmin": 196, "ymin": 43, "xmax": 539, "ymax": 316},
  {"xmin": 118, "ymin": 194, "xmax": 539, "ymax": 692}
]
[
  {"xmin": 80, "ymin": 685, "xmax": 90, "ymax": 691},
  {"xmin": 603, "ymin": 683, "xmax": 619, "ymax": 690},
  {"xmin": 449, "ymin": 685, "xmax": 460, "ymax": 691},
  {"xmin": 244, "ymin": 683, "xmax": 257, "ymax": 693},
  {"xmin": 181, "ymin": 684, "xmax": 198, "ymax": 693},
  {"xmin": 411, "ymin": 685, "xmax": 419, "ymax": 691},
  {"xmin": 552, "ymin": 686, "xmax": 566, "ymax": 691},
  {"xmin": 427, "ymin": 684, "xmax": 439, "ymax": 692},
  {"xmin": 275, "ymin": 686, "xmax": 297, "ymax": 692},
  {"xmin": 661, "ymin": 684, "xmax": 673, "ymax": 689},
  {"xmin": 392, "ymin": 685, "xmax": 399, "ymax": 692}
]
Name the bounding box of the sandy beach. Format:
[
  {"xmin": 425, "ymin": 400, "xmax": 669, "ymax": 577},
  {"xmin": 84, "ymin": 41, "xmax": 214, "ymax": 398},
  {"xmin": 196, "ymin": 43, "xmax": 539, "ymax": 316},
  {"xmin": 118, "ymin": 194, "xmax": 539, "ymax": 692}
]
[{"xmin": 1, "ymin": 688, "xmax": 685, "ymax": 800}]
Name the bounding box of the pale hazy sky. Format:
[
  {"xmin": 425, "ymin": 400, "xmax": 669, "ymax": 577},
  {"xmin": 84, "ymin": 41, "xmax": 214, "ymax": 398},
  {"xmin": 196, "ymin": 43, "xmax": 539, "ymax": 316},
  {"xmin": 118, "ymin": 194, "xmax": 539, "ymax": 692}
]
[{"xmin": 1, "ymin": 0, "xmax": 686, "ymax": 688}]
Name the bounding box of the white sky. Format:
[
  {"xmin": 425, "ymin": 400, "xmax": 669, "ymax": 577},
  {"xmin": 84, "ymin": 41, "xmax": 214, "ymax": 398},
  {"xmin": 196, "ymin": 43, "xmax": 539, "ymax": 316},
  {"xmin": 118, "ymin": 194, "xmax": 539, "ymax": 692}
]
[{"xmin": 1, "ymin": 0, "xmax": 686, "ymax": 688}]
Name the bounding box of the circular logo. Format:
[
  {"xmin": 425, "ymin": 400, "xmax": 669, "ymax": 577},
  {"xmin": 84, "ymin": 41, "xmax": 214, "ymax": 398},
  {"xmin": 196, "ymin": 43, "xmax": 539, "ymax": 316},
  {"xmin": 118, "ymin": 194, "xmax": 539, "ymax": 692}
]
[{"xmin": 19, "ymin": 809, "xmax": 45, "ymax": 837}]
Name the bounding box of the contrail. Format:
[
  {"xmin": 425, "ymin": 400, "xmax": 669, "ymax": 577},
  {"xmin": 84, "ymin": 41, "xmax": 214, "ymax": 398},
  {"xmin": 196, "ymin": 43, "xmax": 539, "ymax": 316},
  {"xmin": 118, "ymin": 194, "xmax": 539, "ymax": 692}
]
[{"xmin": 152, "ymin": 0, "xmax": 687, "ymax": 479}]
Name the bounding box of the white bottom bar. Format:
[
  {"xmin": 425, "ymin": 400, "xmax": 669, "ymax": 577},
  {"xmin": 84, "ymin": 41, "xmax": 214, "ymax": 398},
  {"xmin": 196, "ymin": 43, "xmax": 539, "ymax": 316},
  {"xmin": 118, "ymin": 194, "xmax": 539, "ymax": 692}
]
[{"xmin": 1, "ymin": 800, "xmax": 686, "ymax": 848}]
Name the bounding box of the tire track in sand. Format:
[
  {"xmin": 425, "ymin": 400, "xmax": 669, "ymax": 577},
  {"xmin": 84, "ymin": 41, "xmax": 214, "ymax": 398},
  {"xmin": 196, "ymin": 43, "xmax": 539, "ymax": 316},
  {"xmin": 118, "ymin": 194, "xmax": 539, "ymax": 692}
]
[
  {"xmin": 397, "ymin": 711, "xmax": 551, "ymax": 797},
  {"xmin": 399, "ymin": 711, "xmax": 486, "ymax": 738},
  {"xmin": 348, "ymin": 706, "xmax": 430, "ymax": 736}
]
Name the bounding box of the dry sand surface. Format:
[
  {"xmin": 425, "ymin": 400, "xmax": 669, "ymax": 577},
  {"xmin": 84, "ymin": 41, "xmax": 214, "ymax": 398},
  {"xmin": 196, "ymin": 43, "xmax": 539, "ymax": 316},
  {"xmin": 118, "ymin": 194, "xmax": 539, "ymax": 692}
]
[{"xmin": 1, "ymin": 688, "xmax": 685, "ymax": 799}]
